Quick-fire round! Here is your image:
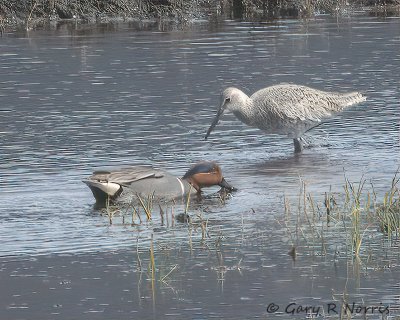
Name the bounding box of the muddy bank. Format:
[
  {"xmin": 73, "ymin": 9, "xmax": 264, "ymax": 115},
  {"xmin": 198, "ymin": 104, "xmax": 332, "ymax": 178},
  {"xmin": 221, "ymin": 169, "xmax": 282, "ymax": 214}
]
[{"xmin": 1, "ymin": 0, "xmax": 399, "ymax": 31}]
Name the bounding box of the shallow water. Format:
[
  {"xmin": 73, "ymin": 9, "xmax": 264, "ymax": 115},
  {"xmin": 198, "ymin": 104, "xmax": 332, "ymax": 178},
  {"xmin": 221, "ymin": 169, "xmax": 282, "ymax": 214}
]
[{"xmin": 0, "ymin": 15, "xmax": 399, "ymax": 319}]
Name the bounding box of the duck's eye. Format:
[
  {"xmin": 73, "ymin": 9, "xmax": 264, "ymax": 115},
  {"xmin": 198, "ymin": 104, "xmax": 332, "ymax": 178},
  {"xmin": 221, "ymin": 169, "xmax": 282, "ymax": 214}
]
[{"xmin": 225, "ymin": 97, "xmax": 231, "ymax": 102}]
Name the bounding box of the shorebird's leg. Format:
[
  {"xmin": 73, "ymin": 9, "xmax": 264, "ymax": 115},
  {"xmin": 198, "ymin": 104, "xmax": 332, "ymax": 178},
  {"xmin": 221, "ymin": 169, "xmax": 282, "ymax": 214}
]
[{"xmin": 293, "ymin": 138, "xmax": 304, "ymax": 153}]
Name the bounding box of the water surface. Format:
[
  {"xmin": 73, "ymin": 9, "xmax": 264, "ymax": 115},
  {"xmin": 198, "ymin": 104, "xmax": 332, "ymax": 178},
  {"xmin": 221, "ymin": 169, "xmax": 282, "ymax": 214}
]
[{"xmin": 0, "ymin": 15, "xmax": 399, "ymax": 319}]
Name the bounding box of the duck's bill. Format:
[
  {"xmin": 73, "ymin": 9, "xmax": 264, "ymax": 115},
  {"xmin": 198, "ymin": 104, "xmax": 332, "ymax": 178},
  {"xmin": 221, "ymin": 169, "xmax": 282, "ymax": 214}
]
[
  {"xmin": 218, "ymin": 178, "xmax": 237, "ymax": 192},
  {"xmin": 205, "ymin": 107, "xmax": 224, "ymax": 140}
]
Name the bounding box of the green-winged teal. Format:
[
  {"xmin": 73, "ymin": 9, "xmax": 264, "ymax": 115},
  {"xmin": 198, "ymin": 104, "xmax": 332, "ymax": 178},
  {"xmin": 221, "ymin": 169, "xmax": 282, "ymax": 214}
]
[{"xmin": 83, "ymin": 161, "xmax": 235, "ymax": 207}]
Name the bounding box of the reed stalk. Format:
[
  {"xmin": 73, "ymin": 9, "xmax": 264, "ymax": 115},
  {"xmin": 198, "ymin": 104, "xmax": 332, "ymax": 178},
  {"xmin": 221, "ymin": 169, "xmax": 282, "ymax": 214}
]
[
  {"xmin": 136, "ymin": 237, "xmax": 142, "ymax": 271},
  {"xmin": 136, "ymin": 192, "xmax": 154, "ymax": 220},
  {"xmin": 160, "ymin": 265, "xmax": 177, "ymax": 283},
  {"xmin": 171, "ymin": 206, "xmax": 175, "ymax": 227},
  {"xmin": 166, "ymin": 206, "xmax": 170, "ymax": 227},
  {"xmin": 285, "ymin": 170, "xmax": 399, "ymax": 261},
  {"xmin": 149, "ymin": 233, "xmax": 156, "ymax": 302},
  {"xmin": 184, "ymin": 184, "xmax": 193, "ymax": 215},
  {"xmin": 188, "ymin": 222, "xmax": 193, "ymax": 251},
  {"xmin": 201, "ymin": 218, "xmax": 208, "ymax": 240},
  {"xmin": 377, "ymin": 171, "xmax": 400, "ymax": 236},
  {"xmin": 159, "ymin": 204, "xmax": 165, "ymax": 226},
  {"xmin": 133, "ymin": 206, "xmax": 142, "ymax": 224},
  {"xmin": 343, "ymin": 176, "xmax": 367, "ymax": 256},
  {"xmin": 105, "ymin": 194, "xmax": 114, "ymax": 224}
]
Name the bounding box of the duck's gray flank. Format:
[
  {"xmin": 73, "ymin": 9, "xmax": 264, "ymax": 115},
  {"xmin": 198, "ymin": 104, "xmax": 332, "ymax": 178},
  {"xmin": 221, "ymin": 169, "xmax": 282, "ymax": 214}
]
[
  {"xmin": 205, "ymin": 84, "xmax": 366, "ymax": 153},
  {"xmin": 83, "ymin": 162, "xmax": 236, "ymax": 207}
]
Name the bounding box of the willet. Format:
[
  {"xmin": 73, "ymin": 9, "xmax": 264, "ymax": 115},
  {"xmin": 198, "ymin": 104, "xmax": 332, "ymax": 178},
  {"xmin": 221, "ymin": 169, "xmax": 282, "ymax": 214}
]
[
  {"xmin": 205, "ymin": 84, "xmax": 366, "ymax": 153},
  {"xmin": 83, "ymin": 161, "xmax": 236, "ymax": 207}
]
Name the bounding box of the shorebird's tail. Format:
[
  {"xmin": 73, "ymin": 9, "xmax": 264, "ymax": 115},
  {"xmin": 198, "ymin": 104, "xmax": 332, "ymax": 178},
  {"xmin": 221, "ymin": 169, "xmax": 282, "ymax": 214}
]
[{"xmin": 334, "ymin": 91, "xmax": 367, "ymax": 109}]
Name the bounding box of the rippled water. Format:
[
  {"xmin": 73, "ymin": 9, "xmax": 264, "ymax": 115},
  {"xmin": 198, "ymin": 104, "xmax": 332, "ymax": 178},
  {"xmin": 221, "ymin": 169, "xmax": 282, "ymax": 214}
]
[{"xmin": 1, "ymin": 15, "xmax": 399, "ymax": 319}]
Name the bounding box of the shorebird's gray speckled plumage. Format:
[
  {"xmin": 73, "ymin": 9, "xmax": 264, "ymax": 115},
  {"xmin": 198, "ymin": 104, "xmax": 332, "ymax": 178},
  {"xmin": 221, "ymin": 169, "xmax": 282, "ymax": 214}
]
[{"xmin": 205, "ymin": 84, "xmax": 366, "ymax": 152}]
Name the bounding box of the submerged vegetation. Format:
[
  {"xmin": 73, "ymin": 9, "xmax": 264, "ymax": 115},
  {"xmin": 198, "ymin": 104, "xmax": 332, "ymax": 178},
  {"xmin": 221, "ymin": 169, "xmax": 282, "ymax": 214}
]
[
  {"xmin": 118, "ymin": 172, "xmax": 399, "ymax": 319},
  {"xmin": 87, "ymin": 172, "xmax": 400, "ymax": 318},
  {"xmin": 101, "ymin": 188, "xmax": 230, "ymax": 228},
  {"xmin": 0, "ymin": 0, "xmax": 399, "ymax": 30},
  {"xmin": 284, "ymin": 170, "xmax": 400, "ymax": 261},
  {"xmin": 100, "ymin": 170, "xmax": 399, "ymax": 264}
]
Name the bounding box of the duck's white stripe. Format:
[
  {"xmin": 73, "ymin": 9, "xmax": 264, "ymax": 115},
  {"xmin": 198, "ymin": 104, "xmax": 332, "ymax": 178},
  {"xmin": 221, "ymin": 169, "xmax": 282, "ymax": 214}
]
[{"xmin": 176, "ymin": 177, "xmax": 185, "ymax": 197}]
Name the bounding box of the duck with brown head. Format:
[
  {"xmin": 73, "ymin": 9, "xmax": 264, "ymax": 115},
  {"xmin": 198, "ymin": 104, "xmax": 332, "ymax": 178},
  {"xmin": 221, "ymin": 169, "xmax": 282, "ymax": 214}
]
[
  {"xmin": 182, "ymin": 161, "xmax": 234, "ymax": 192},
  {"xmin": 83, "ymin": 161, "xmax": 236, "ymax": 207}
]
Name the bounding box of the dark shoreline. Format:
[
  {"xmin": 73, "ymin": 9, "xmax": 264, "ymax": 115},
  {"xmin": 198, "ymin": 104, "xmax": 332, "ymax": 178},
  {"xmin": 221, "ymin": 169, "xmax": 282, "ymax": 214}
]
[{"xmin": 1, "ymin": 0, "xmax": 399, "ymax": 32}]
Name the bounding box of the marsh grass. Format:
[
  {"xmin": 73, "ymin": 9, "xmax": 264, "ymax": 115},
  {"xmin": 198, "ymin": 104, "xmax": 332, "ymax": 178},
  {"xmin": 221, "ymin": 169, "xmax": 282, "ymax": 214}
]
[
  {"xmin": 135, "ymin": 223, "xmax": 215, "ymax": 303},
  {"xmin": 136, "ymin": 192, "xmax": 154, "ymax": 220},
  {"xmin": 376, "ymin": 173, "xmax": 400, "ymax": 236},
  {"xmin": 188, "ymin": 212, "xmax": 210, "ymax": 241},
  {"xmin": 104, "ymin": 194, "xmax": 118, "ymax": 224},
  {"xmin": 184, "ymin": 185, "xmax": 193, "ymax": 215},
  {"xmin": 285, "ymin": 170, "xmax": 400, "ymax": 262},
  {"xmin": 98, "ymin": 186, "xmax": 233, "ymax": 231},
  {"xmin": 101, "ymin": 192, "xmax": 182, "ymax": 225},
  {"xmin": 343, "ymin": 175, "xmax": 369, "ymax": 256},
  {"xmin": 149, "ymin": 233, "xmax": 156, "ymax": 279}
]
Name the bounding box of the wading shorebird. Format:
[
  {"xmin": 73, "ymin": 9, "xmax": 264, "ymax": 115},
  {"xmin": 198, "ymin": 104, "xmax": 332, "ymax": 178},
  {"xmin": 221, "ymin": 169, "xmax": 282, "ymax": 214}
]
[
  {"xmin": 205, "ymin": 84, "xmax": 366, "ymax": 153},
  {"xmin": 83, "ymin": 161, "xmax": 236, "ymax": 207}
]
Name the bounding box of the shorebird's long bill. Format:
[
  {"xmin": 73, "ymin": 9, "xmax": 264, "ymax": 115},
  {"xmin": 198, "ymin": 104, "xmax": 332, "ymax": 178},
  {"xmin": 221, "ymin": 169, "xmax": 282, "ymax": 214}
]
[
  {"xmin": 205, "ymin": 106, "xmax": 224, "ymax": 140},
  {"xmin": 218, "ymin": 178, "xmax": 237, "ymax": 192}
]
